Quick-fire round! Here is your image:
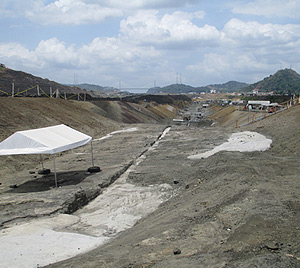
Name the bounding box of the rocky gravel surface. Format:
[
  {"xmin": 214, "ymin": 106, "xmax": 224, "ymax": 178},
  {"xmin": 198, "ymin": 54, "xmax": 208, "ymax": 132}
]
[{"xmin": 1, "ymin": 99, "xmax": 300, "ymax": 268}]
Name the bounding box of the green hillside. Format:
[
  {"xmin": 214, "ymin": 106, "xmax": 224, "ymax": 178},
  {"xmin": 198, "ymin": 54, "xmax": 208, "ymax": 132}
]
[
  {"xmin": 209, "ymin": 81, "xmax": 248, "ymax": 92},
  {"xmin": 147, "ymin": 81, "xmax": 247, "ymax": 94},
  {"xmin": 147, "ymin": 84, "xmax": 202, "ymax": 94},
  {"xmin": 76, "ymin": 83, "xmax": 119, "ymax": 93},
  {"xmin": 244, "ymin": 69, "xmax": 300, "ymax": 94}
]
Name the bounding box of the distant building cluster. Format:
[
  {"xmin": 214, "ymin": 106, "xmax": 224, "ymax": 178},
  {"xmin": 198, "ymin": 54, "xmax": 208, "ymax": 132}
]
[{"xmin": 252, "ymin": 88, "xmax": 274, "ymax": 96}]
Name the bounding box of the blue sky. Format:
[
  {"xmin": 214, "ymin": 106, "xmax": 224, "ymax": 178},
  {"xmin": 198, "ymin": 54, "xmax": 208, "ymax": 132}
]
[{"xmin": 0, "ymin": 0, "xmax": 300, "ymax": 89}]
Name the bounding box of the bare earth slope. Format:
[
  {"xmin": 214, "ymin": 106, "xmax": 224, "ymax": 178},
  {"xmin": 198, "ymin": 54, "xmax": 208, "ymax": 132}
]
[
  {"xmin": 0, "ymin": 97, "xmax": 182, "ymax": 229},
  {"xmin": 0, "ymin": 97, "xmax": 119, "ymax": 178},
  {"xmin": 0, "ymin": 97, "xmax": 180, "ymax": 178},
  {"xmin": 1, "ymin": 98, "xmax": 300, "ymax": 267},
  {"xmin": 47, "ymin": 105, "xmax": 300, "ymax": 267}
]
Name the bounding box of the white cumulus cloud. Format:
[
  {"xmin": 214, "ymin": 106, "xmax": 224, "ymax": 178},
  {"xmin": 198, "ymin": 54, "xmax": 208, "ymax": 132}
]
[
  {"xmin": 34, "ymin": 38, "xmax": 79, "ymax": 68},
  {"xmin": 0, "ymin": 0, "xmax": 202, "ymax": 25},
  {"xmin": 185, "ymin": 17, "xmax": 300, "ymax": 84},
  {"xmin": 0, "ymin": 38, "xmax": 81, "ymax": 79},
  {"xmin": 25, "ymin": 0, "xmax": 123, "ymax": 25},
  {"xmin": 120, "ymin": 10, "xmax": 220, "ymax": 49},
  {"xmin": 88, "ymin": 0, "xmax": 200, "ymax": 10},
  {"xmin": 79, "ymin": 36, "xmax": 161, "ymax": 66},
  {"xmin": 0, "ymin": 42, "xmax": 35, "ymax": 70},
  {"xmin": 0, "ymin": 42, "xmax": 29, "ymax": 58},
  {"xmin": 222, "ymin": 18, "xmax": 300, "ymax": 49},
  {"xmin": 231, "ymin": 0, "xmax": 300, "ymax": 19},
  {"xmin": 0, "ymin": 4, "xmax": 300, "ymax": 87}
]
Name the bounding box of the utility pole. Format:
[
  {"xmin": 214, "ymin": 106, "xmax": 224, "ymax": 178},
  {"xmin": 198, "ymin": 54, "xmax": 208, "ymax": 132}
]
[
  {"xmin": 12, "ymin": 82, "xmax": 14, "ymax": 97},
  {"xmin": 74, "ymin": 73, "xmax": 78, "ymax": 85}
]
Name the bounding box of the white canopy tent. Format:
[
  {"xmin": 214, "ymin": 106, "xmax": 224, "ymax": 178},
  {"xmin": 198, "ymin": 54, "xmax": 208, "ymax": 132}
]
[{"xmin": 0, "ymin": 124, "xmax": 97, "ymax": 187}]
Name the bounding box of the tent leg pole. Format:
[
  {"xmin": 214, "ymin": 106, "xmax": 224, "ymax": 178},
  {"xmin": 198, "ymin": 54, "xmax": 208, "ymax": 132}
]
[
  {"xmin": 53, "ymin": 154, "xmax": 58, "ymax": 188},
  {"xmin": 40, "ymin": 154, "xmax": 44, "ymax": 170},
  {"xmin": 91, "ymin": 141, "xmax": 95, "ymax": 167}
]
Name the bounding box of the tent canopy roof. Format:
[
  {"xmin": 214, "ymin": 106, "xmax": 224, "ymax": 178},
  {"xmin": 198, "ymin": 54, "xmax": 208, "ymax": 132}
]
[{"xmin": 0, "ymin": 124, "xmax": 92, "ymax": 155}]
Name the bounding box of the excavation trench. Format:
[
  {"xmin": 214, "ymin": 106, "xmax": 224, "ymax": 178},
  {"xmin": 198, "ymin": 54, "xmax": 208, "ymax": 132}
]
[
  {"xmin": 0, "ymin": 127, "xmax": 173, "ymax": 268},
  {"xmin": 64, "ymin": 126, "xmax": 173, "ymax": 214}
]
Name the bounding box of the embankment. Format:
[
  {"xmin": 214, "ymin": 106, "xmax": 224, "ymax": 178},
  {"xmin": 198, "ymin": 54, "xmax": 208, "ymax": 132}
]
[{"xmin": 0, "ymin": 96, "xmax": 190, "ymax": 177}]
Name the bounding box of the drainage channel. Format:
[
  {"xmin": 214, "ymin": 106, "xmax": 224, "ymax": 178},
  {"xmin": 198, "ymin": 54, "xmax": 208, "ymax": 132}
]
[
  {"xmin": 0, "ymin": 126, "xmax": 173, "ymax": 268},
  {"xmin": 114, "ymin": 126, "xmax": 171, "ymax": 182}
]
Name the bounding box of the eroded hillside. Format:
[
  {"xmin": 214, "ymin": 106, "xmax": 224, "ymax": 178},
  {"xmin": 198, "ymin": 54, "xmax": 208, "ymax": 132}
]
[
  {"xmin": 0, "ymin": 96, "xmax": 190, "ymax": 176},
  {"xmin": 1, "ymin": 96, "xmax": 300, "ymax": 268}
]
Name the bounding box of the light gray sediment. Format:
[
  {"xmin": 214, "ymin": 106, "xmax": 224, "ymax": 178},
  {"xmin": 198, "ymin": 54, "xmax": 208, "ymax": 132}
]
[{"xmin": 0, "ymin": 124, "xmax": 168, "ymax": 228}]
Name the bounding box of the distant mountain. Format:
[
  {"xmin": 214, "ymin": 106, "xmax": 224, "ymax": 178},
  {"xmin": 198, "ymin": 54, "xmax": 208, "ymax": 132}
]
[
  {"xmin": 147, "ymin": 84, "xmax": 205, "ymax": 94},
  {"xmin": 208, "ymin": 81, "xmax": 248, "ymax": 92},
  {"xmin": 147, "ymin": 81, "xmax": 247, "ymax": 94},
  {"xmin": 243, "ymin": 69, "xmax": 300, "ymax": 94},
  {"xmin": 148, "ymin": 70, "xmax": 300, "ymax": 95},
  {"xmin": 76, "ymin": 83, "xmax": 119, "ymax": 93},
  {"xmin": 0, "ymin": 67, "xmax": 90, "ymax": 97}
]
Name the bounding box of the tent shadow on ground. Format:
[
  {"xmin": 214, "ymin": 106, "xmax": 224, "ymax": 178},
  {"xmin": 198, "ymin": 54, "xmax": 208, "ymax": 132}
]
[{"xmin": 6, "ymin": 170, "xmax": 92, "ymax": 193}]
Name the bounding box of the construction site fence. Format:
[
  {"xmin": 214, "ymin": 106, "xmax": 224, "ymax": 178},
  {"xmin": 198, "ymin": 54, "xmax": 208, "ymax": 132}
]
[
  {"xmin": 235, "ymin": 97, "xmax": 299, "ymax": 128},
  {"xmin": 0, "ymin": 85, "xmax": 92, "ymax": 101}
]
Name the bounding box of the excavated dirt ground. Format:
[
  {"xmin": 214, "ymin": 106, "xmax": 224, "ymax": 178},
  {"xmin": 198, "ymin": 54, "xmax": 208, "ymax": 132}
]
[{"xmin": 1, "ymin": 97, "xmax": 300, "ymax": 268}]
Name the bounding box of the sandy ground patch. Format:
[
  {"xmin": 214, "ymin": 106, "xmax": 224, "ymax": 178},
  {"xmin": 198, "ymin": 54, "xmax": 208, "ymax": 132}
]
[{"xmin": 188, "ymin": 131, "xmax": 272, "ymax": 159}]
